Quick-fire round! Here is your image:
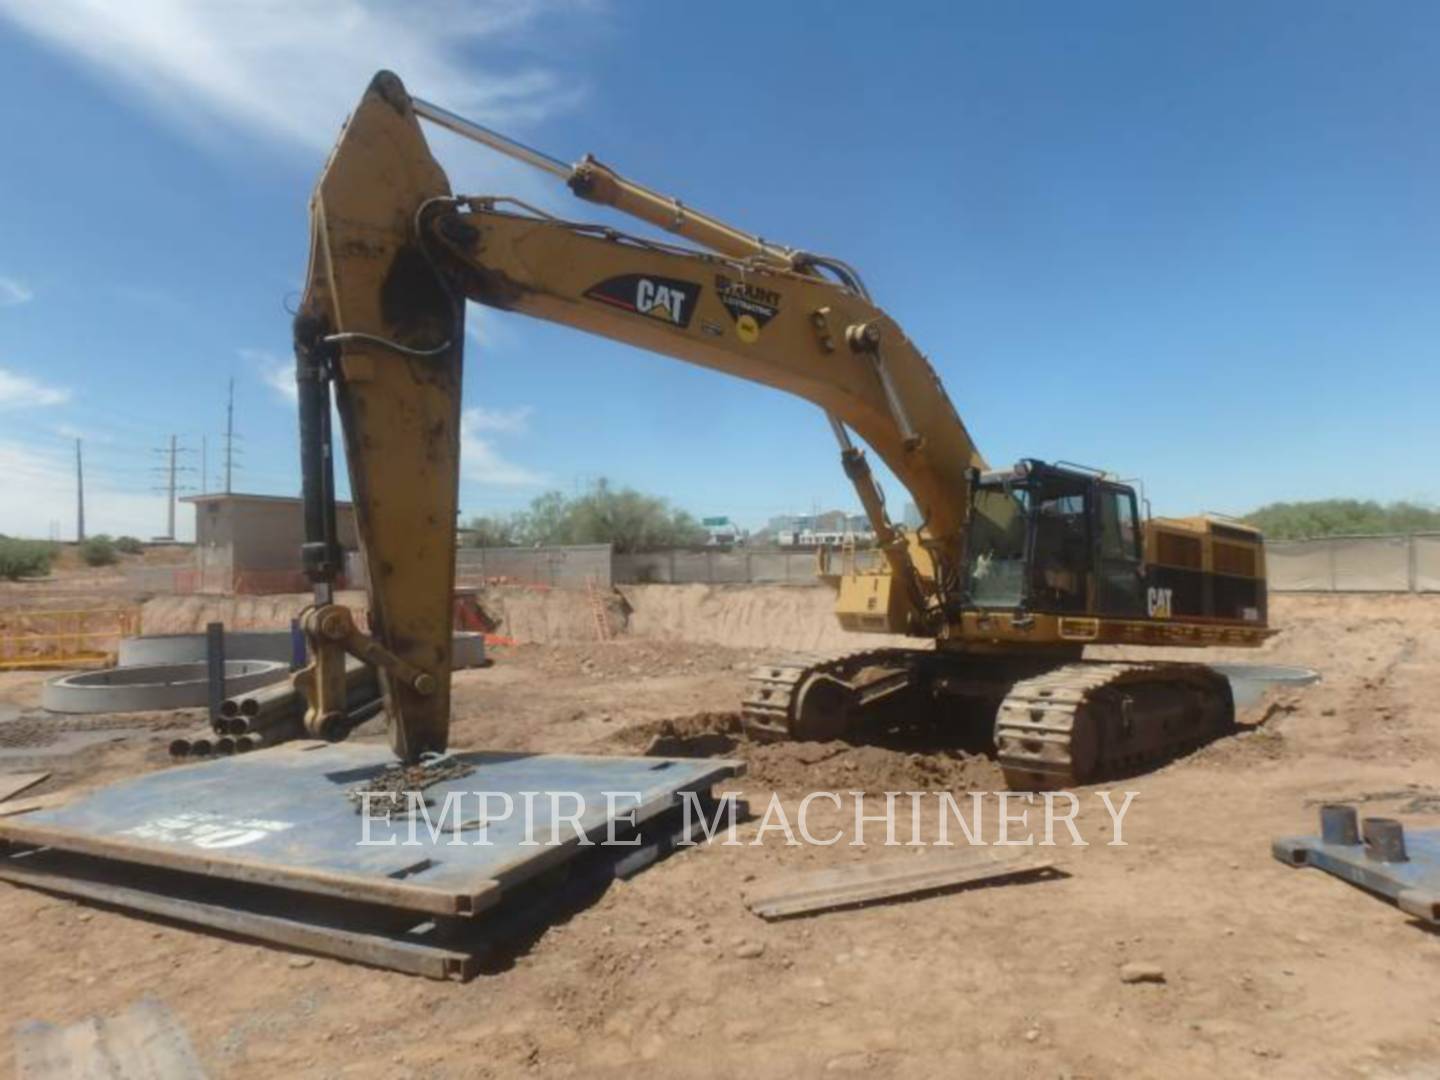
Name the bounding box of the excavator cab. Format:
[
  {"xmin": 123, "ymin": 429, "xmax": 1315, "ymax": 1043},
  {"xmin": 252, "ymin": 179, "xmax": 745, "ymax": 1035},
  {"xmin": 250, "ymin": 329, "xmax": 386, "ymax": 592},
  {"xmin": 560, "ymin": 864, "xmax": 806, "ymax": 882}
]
[{"xmin": 963, "ymin": 460, "xmax": 1145, "ymax": 618}]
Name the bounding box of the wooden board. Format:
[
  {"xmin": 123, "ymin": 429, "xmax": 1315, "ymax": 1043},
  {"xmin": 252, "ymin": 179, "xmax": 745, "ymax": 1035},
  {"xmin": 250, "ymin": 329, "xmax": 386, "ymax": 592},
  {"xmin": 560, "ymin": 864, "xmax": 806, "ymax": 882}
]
[
  {"xmin": 15, "ymin": 998, "xmax": 206, "ymax": 1079},
  {"xmin": 0, "ymin": 772, "xmax": 48, "ymax": 804},
  {"xmin": 745, "ymin": 852, "xmax": 1056, "ymax": 920},
  {"xmin": 0, "ymin": 790, "xmax": 75, "ymax": 819}
]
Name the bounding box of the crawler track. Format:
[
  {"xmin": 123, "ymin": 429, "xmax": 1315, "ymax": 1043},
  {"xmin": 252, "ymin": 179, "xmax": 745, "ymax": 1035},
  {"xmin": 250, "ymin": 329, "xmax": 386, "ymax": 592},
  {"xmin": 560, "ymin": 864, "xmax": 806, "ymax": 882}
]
[
  {"xmin": 993, "ymin": 662, "xmax": 1234, "ymax": 789},
  {"xmin": 741, "ymin": 650, "xmax": 917, "ymax": 743},
  {"xmin": 742, "ymin": 652, "xmax": 1235, "ymax": 790}
]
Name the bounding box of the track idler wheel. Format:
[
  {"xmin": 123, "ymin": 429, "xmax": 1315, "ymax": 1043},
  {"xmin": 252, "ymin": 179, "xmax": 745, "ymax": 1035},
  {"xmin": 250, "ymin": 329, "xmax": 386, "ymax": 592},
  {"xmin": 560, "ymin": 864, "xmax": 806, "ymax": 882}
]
[{"xmin": 790, "ymin": 673, "xmax": 856, "ymax": 742}]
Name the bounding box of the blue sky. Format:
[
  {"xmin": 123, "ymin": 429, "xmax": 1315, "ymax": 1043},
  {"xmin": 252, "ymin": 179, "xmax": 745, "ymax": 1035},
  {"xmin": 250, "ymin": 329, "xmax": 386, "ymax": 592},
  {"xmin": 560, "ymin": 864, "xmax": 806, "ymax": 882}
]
[{"xmin": 1, "ymin": 1, "xmax": 1437, "ymax": 541}]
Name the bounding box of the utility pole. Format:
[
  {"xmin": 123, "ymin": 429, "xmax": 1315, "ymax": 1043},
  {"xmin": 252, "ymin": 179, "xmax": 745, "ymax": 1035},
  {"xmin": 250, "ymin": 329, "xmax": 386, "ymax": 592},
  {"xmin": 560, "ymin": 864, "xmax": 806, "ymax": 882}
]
[
  {"xmin": 201, "ymin": 435, "xmax": 209, "ymax": 495},
  {"xmin": 75, "ymin": 438, "xmax": 85, "ymax": 542},
  {"xmin": 152, "ymin": 436, "xmax": 195, "ymax": 541},
  {"xmin": 223, "ymin": 377, "xmax": 236, "ymax": 494}
]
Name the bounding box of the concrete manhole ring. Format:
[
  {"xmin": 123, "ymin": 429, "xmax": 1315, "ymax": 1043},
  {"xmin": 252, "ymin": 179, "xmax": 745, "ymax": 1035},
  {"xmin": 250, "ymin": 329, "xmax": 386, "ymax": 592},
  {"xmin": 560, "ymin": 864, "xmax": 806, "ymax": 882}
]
[
  {"xmin": 118, "ymin": 630, "xmax": 297, "ymax": 667},
  {"xmin": 43, "ymin": 660, "xmax": 291, "ymax": 715}
]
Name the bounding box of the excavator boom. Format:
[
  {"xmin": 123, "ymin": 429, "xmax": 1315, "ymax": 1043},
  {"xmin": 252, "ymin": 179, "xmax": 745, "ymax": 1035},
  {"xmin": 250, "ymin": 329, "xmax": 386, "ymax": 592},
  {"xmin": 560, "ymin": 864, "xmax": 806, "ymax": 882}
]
[{"xmin": 296, "ymin": 71, "xmax": 984, "ymax": 760}]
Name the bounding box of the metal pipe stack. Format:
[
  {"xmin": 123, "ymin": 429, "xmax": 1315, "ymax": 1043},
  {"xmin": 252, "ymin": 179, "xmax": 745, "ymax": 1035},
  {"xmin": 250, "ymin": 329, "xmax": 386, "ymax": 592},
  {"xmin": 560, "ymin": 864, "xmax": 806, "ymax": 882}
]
[{"xmin": 172, "ymin": 660, "xmax": 382, "ymax": 758}]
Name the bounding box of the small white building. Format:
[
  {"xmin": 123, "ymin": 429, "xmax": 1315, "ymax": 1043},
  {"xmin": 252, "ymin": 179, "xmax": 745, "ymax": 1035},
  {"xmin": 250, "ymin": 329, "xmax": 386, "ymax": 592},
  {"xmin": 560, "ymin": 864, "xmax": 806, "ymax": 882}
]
[{"xmin": 184, "ymin": 493, "xmax": 358, "ymax": 593}]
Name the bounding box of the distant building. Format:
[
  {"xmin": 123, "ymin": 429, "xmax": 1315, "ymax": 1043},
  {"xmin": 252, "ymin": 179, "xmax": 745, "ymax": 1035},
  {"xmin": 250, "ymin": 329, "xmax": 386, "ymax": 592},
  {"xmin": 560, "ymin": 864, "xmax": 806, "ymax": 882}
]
[
  {"xmin": 701, "ymin": 515, "xmax": 743, "ymax": 547},
  {"xmin": 768, "ymin": 508, "xmax": 876, "ymax": 549},
  {"xmin": 184, "ymin": 493, "xmax": 358, "ymax": 593}
]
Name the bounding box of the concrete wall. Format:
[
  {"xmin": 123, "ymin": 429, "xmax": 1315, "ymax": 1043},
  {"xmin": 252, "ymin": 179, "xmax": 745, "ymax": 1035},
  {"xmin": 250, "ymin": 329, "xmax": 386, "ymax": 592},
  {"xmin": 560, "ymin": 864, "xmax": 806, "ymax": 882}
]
[
  {"xmin": 153, "ymin": 532, "xmax": 1440, "ymax": 597},
  {"xmin": 189, "ymin": 496, "xmax": 358, "ymax": 593},
  {"xmin": 455, "ymin": 544, "xmax": 613, "ymax": 589},
  {"xmin": 613, "ymin": 549, "xmax": 821, "ymax": 585},
  {"xmin": 222, "ymin": 499, "xmax": 357, "ymax": 572},
  {"xmin": 1267, "ymin": 533, "xmax": 1440, "ymax": 593},
  {"xmin": 193, "ymin": 499, "xmax": 235, "ymax": 586}
]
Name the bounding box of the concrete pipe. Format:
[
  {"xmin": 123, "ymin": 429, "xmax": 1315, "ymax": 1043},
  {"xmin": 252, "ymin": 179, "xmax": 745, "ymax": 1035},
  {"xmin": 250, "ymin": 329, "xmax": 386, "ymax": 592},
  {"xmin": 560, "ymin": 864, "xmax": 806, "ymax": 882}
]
[
  {"xmin": 118, "ymin": 630, "xmax": 297, "ymax": 667},
  {"xmin": 42, "ymin": 660, "xmax": 290, "ymax": 715}
]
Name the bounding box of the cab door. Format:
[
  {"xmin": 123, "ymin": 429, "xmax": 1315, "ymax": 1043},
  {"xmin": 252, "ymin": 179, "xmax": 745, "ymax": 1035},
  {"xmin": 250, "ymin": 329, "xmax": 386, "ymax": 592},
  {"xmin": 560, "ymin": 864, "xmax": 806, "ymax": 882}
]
[{"xmin": 1093, "ymin": 484, "xmax": 1145, "ymax": 616}]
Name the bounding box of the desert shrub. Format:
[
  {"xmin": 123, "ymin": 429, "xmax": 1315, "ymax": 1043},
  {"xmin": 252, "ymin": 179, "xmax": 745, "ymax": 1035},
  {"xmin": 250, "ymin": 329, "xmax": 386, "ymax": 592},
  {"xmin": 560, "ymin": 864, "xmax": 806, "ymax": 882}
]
[
  {"xmin": 114, "ymin": 535, "xmax": 144, "ymax": 555},
  {"xmin": 80, "ymin": 535, "xmax": 119, "ymax": 567},
  {"xmin": 0, "ymin": 538, "xmax": 55, "ymax": 580}
]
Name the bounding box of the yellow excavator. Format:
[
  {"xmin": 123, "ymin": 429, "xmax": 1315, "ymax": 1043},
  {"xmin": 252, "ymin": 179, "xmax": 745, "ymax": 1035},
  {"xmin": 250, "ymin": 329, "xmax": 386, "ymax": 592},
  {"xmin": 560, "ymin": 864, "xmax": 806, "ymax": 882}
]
[{"xmin": 293, "ymin": 72, "xmax": 1272, "ymax": 790}]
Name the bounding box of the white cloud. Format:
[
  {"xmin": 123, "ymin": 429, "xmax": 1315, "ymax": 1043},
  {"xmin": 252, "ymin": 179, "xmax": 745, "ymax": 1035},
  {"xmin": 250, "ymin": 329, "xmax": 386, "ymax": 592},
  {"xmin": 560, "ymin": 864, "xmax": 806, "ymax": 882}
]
[
  {"xmin": 0, "ymin": 277, "xmax": 33, "ymax": 306},
  {"xmin": 461, "ymin": 407, "xmax": 544, "ymax": 486},
  {"xmin": 465, "ymin": 405, "xmax": 532, "ymax": 434},
  {"xmin": 262, "ymin": 363, "xmax": 298, "ymax": 405},
  {"xmin": 464, "ymin": 302, "xmax": 526, "ymax": 352},
  {"xmin": 244, "ymin": 346, "xmax": 540, "ymax": 486},
  {"xmin": 240, "ymin": 348, "xmax": 297, "ymax": 405},
  {"xmin": 0, "ymin": 367, "xmax": 70, "ymax": 410},
  {"xmin": 0, "ymin": 1, "xmax": 585, "ymax": 155},
  {"xmin": 0, "ymin": 441, "xmax": 185, "ymax": 540}
]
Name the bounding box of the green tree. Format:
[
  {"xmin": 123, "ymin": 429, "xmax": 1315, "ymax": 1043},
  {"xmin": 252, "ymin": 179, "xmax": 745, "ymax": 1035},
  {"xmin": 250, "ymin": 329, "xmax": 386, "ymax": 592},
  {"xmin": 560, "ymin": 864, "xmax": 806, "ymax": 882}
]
[
  {"xmin": 462, "ymin": 515, "xmax": 518, "ymax": 548},
  {"xmin": 0, "ymin": 538, "xmax": 55, "ymax": 581},
  {"xmin": 560, "ymin": 479, "xmax": 706, "ymax": 552},
  {"xmin": 488, "ymin": 481, "xmax": 707, "ymax": 552},
  {"xmin": 1243, "ymin": 499, "xmax": 1440, "ymax": 540},
  {"xmin": 114, "ymin": 535, "xmax": 145, "ymax": 555},
  {"xmin": 80, "ymin": 535, "xmax": 119, "ymax": 567},
  {"xmin": 512, "ymin": 491, "xmax": 571, "ymax": 547}
]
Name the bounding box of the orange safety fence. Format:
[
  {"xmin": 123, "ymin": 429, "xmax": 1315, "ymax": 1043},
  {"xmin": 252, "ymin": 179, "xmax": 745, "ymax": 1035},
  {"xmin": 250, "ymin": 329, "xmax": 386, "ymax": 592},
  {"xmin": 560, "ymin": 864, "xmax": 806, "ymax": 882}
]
[{"xmin": 0, "ymin": 607, "xmax": 141, "ymax": 670}]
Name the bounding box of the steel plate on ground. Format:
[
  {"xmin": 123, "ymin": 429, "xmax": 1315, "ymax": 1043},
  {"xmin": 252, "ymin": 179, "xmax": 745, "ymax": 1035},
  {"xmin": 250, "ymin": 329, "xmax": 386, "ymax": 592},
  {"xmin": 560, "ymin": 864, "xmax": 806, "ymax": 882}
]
[{"xmin": 0, "ymin": 741, "xmax": 744, "ymax": 917}]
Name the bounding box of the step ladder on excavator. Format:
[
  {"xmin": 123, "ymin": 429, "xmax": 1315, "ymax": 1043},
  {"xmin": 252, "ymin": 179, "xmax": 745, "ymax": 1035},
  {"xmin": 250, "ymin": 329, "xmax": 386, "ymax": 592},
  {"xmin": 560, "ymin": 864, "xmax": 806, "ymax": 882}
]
[{"xmin": 586, "ymin": 577, "xmax": 612, "ymax": 642}]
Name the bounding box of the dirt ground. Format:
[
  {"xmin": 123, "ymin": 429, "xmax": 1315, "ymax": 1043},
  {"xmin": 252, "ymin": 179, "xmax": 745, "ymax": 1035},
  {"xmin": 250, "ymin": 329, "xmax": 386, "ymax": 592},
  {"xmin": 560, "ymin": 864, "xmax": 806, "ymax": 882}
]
[{"xmin": 0, "ymin": 590, "xmax": 1437, "ymax": 1078}]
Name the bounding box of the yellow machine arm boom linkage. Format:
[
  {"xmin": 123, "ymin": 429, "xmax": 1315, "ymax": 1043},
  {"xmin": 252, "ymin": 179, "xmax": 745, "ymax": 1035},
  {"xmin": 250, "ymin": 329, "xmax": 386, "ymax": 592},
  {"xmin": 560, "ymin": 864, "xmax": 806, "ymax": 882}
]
[{"xmin": 295, "ymin": 72, "xmax": 983, "ymax": 760}]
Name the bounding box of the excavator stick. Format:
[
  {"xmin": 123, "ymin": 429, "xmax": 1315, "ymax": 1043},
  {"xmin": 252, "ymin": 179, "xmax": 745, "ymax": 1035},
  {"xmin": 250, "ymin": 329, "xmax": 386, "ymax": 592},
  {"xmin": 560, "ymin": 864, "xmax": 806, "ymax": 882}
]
[{"xmin": 293, "ymin": 72, "xmax": 464, "ymax": 762}]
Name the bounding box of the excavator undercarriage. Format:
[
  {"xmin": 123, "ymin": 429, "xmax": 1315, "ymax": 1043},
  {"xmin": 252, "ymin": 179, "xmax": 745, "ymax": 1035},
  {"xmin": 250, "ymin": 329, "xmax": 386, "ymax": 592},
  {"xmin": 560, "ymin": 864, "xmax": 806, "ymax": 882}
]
[{"xmin": 742, "ymin": 651, "xmax": 1234, "ymax": 789}]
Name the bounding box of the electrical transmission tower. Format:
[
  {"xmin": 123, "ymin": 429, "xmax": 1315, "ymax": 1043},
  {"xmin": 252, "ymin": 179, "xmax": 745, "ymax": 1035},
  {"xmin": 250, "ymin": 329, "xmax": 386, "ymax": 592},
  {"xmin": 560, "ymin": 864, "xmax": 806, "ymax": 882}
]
[
  {"xmin": 222, "ymin": 377, "xmax": 242, "ymax": 494},
  {"xmin": 152, "ymin": 435, "xmax": 195, "ymax": 540}
]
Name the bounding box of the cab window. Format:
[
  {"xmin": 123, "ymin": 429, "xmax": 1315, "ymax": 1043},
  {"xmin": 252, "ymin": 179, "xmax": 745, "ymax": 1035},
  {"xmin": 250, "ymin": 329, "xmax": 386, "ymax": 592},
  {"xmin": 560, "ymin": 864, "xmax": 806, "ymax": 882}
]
[{"xmin": 1098, "ymin": 488, "xmax": 1139, "ymax": 561}]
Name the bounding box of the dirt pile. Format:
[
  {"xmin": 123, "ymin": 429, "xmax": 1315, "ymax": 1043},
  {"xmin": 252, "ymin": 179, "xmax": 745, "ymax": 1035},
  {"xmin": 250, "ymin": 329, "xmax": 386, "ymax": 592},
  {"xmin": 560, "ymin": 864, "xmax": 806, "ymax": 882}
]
[
  {"xmin": 479, "ymin": 586, "xmax": 624, "ymax": 644},
  {"xmin": 620, "ymin": 583, "xmax": 909, "ymax": 652},
  {"xmin": 613, "ymin": 710, "xmax": 1005, "ymax": 794},
  {"xmin": 136, "ymin": 582, "xmax": 907, "ymax": 653},
  {"xmin": 747, "ymin": 741, "xmax": 1005, "ymax": 794},
  {"xmin": 477, "ymin": 582, "xmax": 900, "ymax": 650},
  {"xmin": 512, "ymin": 641, "xmax": 757, "ymax": 680},
  {"xmin": 139, "ymin": 592, "xmax": 366, "ymax": 635}
]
